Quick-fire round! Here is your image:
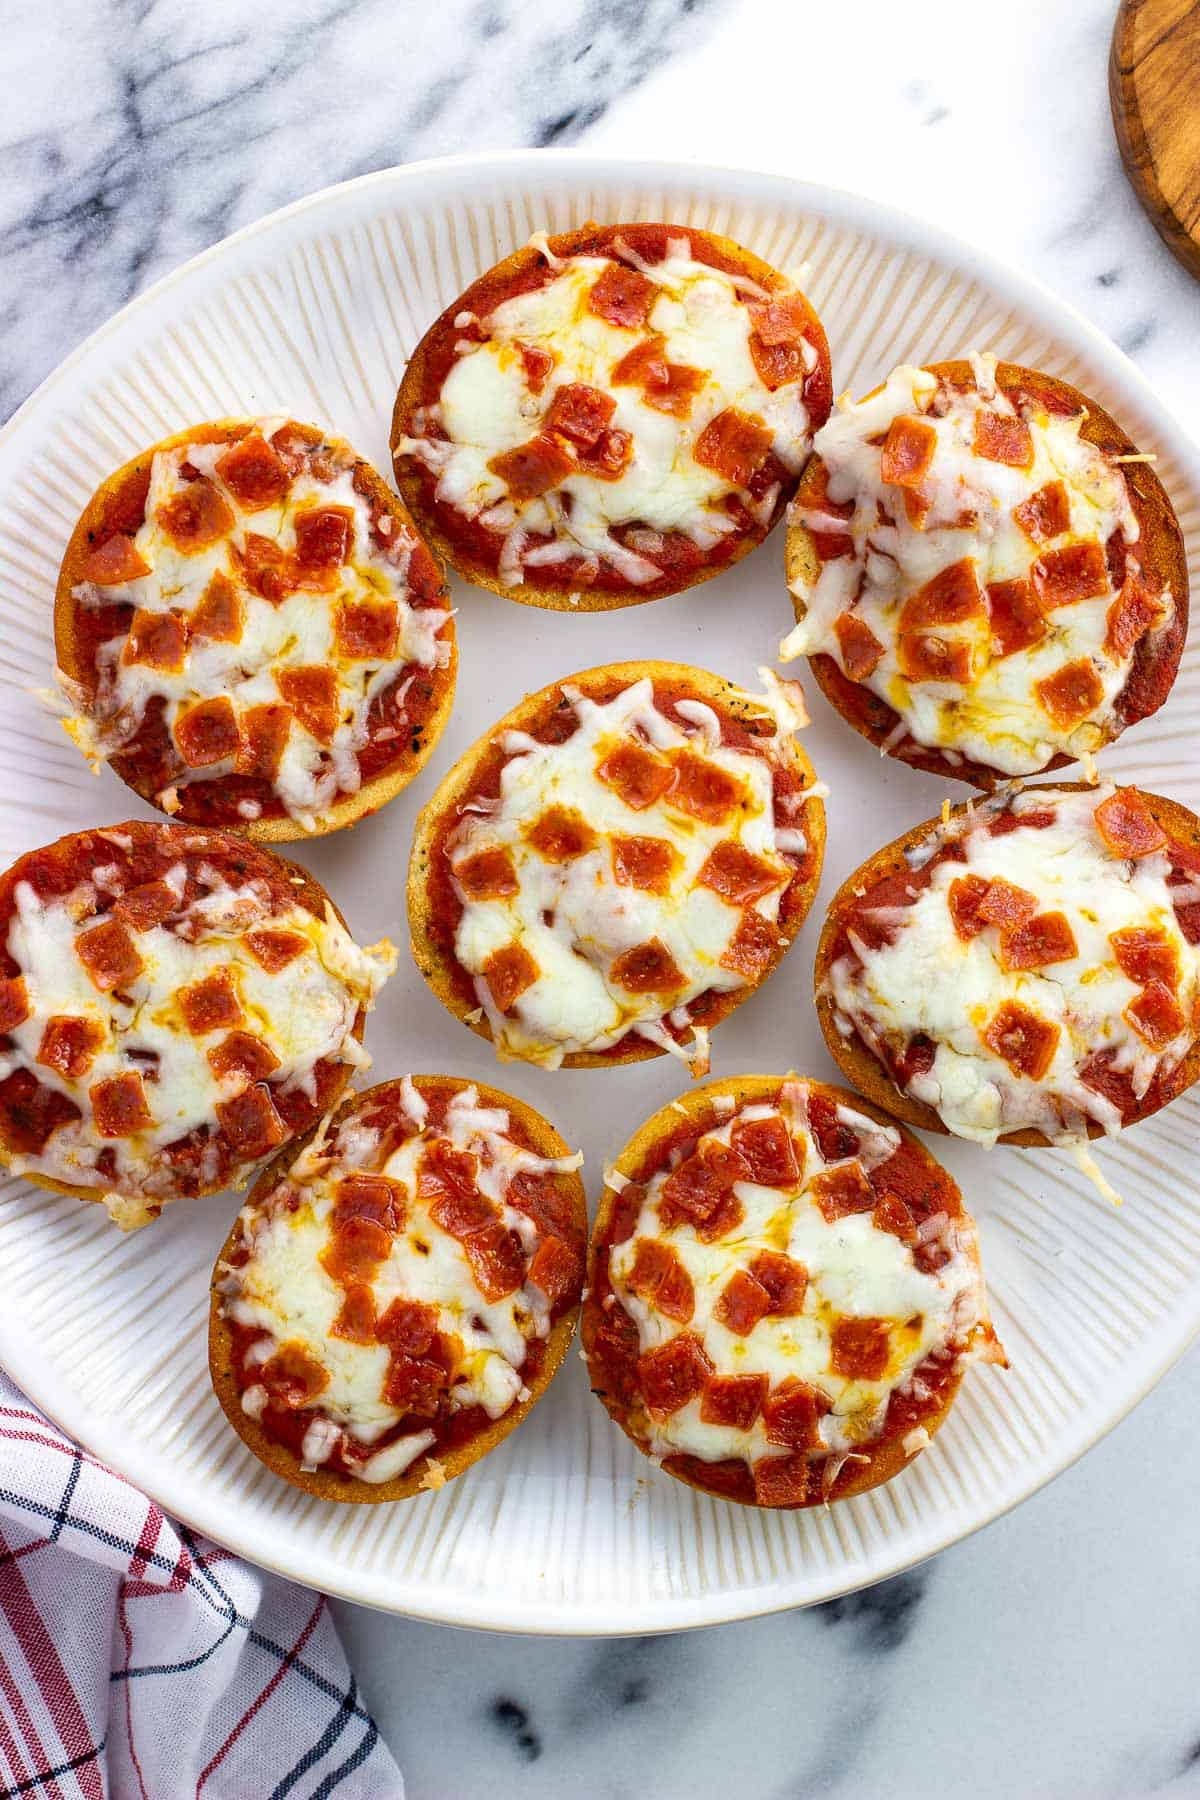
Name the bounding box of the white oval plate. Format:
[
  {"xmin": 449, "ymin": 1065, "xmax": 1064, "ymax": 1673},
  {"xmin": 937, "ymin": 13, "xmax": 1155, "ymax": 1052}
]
[{"xmin": 0, "ymin": 150, "xmax": 1197, "ymax": 1634}]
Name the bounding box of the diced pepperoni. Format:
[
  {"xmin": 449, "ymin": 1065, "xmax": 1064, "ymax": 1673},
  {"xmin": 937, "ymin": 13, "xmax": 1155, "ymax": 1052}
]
[
  {"xmin": 731, "ymin": 1116, "xmax": 800, "ymax": 1188},
  {"xmin": 488, "ymin": 433, "xmax": 574, "ymax": 500},
  {"xmin": 454, "ymin": 847, "xmax": 519, "ymax": 900},
  {"xmin": 1105, "ymin": 576, "xmax": 1166, "ymax": 660},
  {"xmin": 207, "ymin": 1031, "xmax": 280, "ymax": 1083},
  {"xmin": 330, "ymin": 1284, "xmax": 378, "ymax": 1344},
  {"xmin": 235, "ymin": 702, "xmax": 292, "ymax": 780},
  {"xmin": 0, "ymin": 976, "xmax": 29, "ymax": 1033},
  {"xmin": 91, "ymin": 1070, "xmax": 152, "ymax": 1138},
  {"xmin": 596, "ymin": 741, "xmax": 674, "ymax": 810},
  {"xmin": 76, "ymin": 919, "xmax": 143, "ymax": 993},
  {"xmin": 748, "ymin": 1250, "xmax": 808, "ymax": 1315},
  {"xmin": 383, "ymin": 1352, "xmax": 449, "ymax": 1417},
  {"xmin": 880, "ymin": 416, "xmax": 937, "ymax": 487},
  {"xmin": 375, "ymin": 1297, "xmax": 439, "ymax": 1355},
  {"xmin": 113, "ymin": 881, "xmax": 176, "ymax": 932},
  {"xmin": 238, "ymin": 533, "xmax": 295, "ymax": 604},
  {"xmin": 658, "ymin": 1141, "xmax": 744, "ymax": 1230},
  {"xmin": 524, "ymin": 806, "xmax": 597, "ymax": 862},
  {"xmin": 1000, "ymin": 910, "xmax": 1078, "ymax": 971},
  {"xmin": 214, "ymin": 432, "xmax": 290, "ymax": 510},
  {"xmin": 897, "ymin": 633, "xmax": 973, "ymax": 684},
  {"xmin": 902, "ymin": 486, "xmax": 933, "ymax": 530},
  {"xmin": 806, "ymin": 1092, "xmax": 860, "ymax": 1162},
  {"xmin": 1110, "ymin": 926, "xmax": 1180, "ymax": 989},
  {"xmin": 700, "ymin": 1372, "xmax": 768, "ymax": 1430},
  {"xmin": 1033, "ymin": 542, "xmax": 1109, "ymax": 609},
  {"xmin": 611, "ymin": 337, "xmax": 669, "ymax": 389},
  {"xmin": 156, "ymin": 478, "xmax": 234, "ymax": 550},
  {"xmin": 831, "ymin": 1316, "xmax": 890, "ymax": 1381},
  {"xmin": 1013, "ymin": 479, "xmax": 1070, "ymax": 543},
  {"xmin": 748, "ymin": 295, "xmax": 814, "ymax": 389},
  {"xmin": 752, "ymin": 1452, "xmax": 810, "ymax": 1507},
  {"xmin": 749, "ymin": 335, "xmax": 805, "ymax": 391},
  {"xmin": 528, "ymin": 1234, "xmax": 583, "ymax": 1307},
  {"xmin": 719, "ymin": 910, "xmax": 780, "ymax": 980},
  {"xmin": 276, "ymin": 665, "xmax": 338, "ymax": 744},
  {"xmin": 898, "ymin": 560, "xmax": 984, "ymax": 632},
  {"xmin": 948, "ymin": 874, "xmax": 990, "ymax": 940},
  {"xmin": 36, "ymin": 1015, "xmax": 104, "ymax": 1079},
  {"xmin": 795, "ymin": 454, "xmax": 854, "ymax": 518},
  {"xmin": 637, "ymin": 1333, "xmax": 713, "ymax": 1415},
  {"xmin": 714, "ymin": 1268, "xmax": 772, "ymax": 1336},
  {"xmin": 978, "ymin": 879, "xmax": 1039, "ymax": 929},
  {"xmin": 697, "ymin": 841, "xmax": 781, "ymax": 906},
  {"xmin": 123, "ymin": 608, "xmax": 189, "ymax": 672},
  {"xmin": 517, "ymin": 341, "xmax": 556, "ymax": 391},
  {"xmin": 587, "ymin": 263, "xmax": 655, "ymax": 327},
  {"xmin": 244, "ymin": 929, "xmax": 308, "ymax": 972},
  {"xmin": 191, "ymin": 571, "xmax": 244, "ymax": 642},
  {"xmin": 644, "ymin": 361, "xmax": 705, "ymax": 418},
  {"xmin": 762, "ymin": 1378, "xmax": 822, "ymax": 1448},
  {"xmin": 0, "ymin": 1070, "xmax": 79, "ymax": 1154},
  {"xmin": 545, "ymin": 383, "xmax": 616, "ymax": 448},
  {"xmin": 180, "ymin": 971, "xmax": 242, "ymax": 1036},
  {"xmin": 610, "ymin": 938, "xmax": 685, "ymax": 995},
  {"xmin": 483, "ymin": 942, "xmax": 538, "ymax": 1013},
  {"xmin": 973, "ymin": 410, "xmax": 1033, "ymax": 469},
  {"xmin": 833, "ymin": 612, "xmax": 885, "ymax": 680},
  {"xmin": 872, "ymin": 1191, "xmax": 917, "ymax": 1243},
  {"xmin": 1034, "ymin": 659, "xmax": 1104, "ymax": 728},
  {"xmin": 693, "ymin": 408, "xmax": 774, "ymax": 486},
  {"xmin": 260, "ymin": 1342, "xmax": 329, "ymax": 1408},
  {"xmin": 810, "ymin": 1160, "xmax": 875, "ymax": 1222},
  {"xmin": 987, "ymin": 577, "xmax": 1046, "ymax": 658},
  {"xmin": 216, "ymin": 1083, "xmax": 287, "ymax": 1157},
  {"xmin": 293, "ymin": 506, "xmax": 352, "ymax": 570},
  {"xmin": 1094, "ymin": 789, "xmax": 1167, "ymax": 858},
  {"xmin": 577, "ymin": 427, "xmax": 633, "ymax": 479},
  {"xmin": 463, "ymin": 1220, "xmax": 526, "ymax": 1301},
  {"xmin": 611, "ymin": 835, "xmax": 677, "ymax": 894},
  {"xmin": 428, "ymin": 1179, "xmax": 496, "ymax": 1240},
  {"xmin": 335, "ymin": 1172, "xmax": 405, "ymax": 1232},
  {"xmin": 669, "ymin": 751, "xmax": 740, "ymax": 824},
  {"xmin": 80, "ymin": 534, "xmax": 151, "ymax": 585},
  {"xmin": 982, "ymin": 1001, "xmax": 1060, "ymax": 1079},
  {"xmin": 625, "ymin": 1238, "xmax": 695, "ymax": 1323},
  {"xmin": 335, "ymin": 597, "xmax": 398, "ymax": 661},
  {"xmin": 1125, "ymin": 980, "xmax": 1187, "ymax": 1047},
  {"xmin": 320, "ymin": 1215, "xmax": 392, "ymax": 1285},
  {"xmin": 175, "ymin": 696, "xmax": 239, "ymax": 767}
]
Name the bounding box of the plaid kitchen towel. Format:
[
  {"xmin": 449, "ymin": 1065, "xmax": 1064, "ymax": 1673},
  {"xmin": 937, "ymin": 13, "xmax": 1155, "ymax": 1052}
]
[{"xmin": 0, "ymin": 1371, "xmax": 401, "ymax": 1799}]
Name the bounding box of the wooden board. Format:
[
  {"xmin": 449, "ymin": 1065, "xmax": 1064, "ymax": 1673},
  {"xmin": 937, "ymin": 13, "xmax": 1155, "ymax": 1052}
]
[{"xmin": 1110, "ymin": 0, "xmax": 1200, "ymax": 280}]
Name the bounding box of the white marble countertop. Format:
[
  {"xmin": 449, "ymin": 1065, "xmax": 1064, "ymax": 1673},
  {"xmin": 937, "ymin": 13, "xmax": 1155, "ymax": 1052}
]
[{"xmin": 5, "ymin": 0, "xmax": 1200, "ymax": 1794}]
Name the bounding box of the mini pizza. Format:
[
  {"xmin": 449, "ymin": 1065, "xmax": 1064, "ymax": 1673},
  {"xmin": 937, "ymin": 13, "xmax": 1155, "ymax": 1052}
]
[
  {"xmin": 55, "ymin": 417, "xmax": 456, "ymax": 839},
  {"xmin": 408, "ymin": 661, "xmax": 825, "ymax": 1072},
  {"xmin": 816, "ymin": 783, "xmax": 1200, "ymax": 1146},
  {"xmin": 782, "ymin": 355, "xmax": 1187, "ymax": 786},
  {"xmin": 0, "ymin": 820, "xmax": 395, "ymax": 1227},
  {"xmin": 583, "ymin": 1074, "xmax": 1003, "ymax": 1510},
  {"xmin": 209, "ymin": 1075, "xmax": 586, "ymax": 1500},
  {"xmin": 391, "ymin": 222, "xmax": 832, "ymax": 609}
]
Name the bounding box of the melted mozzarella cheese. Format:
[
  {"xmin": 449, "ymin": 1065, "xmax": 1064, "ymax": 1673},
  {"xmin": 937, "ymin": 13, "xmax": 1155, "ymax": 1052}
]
[
  {"xmin": 62, "ymin": 423, "xmax": 451, "ymax": 829},
  {"xmin": 449, "ymin": 675, "xmax": 816, "ymax": 1068},
  {"xmin": 827, "ymin": 786, "xmax": 1200, "ymax": 1144},
  {"xmin": 222, "ymin": 1085, "xmax": 582, "ymax": 1481},
  {"xmin": 396, "ymin": 241, "xmax": 814, "ymax": 584},
  {"xmin": 781, "ymin": 359, "xmax": 1163, "ymax": 775},
  {"xmin": 608, "ymin": 1085, "xmax": 989, "ymax": 1467}
]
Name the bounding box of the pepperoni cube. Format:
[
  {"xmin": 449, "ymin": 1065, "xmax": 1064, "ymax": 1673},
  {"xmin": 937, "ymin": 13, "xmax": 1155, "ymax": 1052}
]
[
  {"xmin": 595, "ymin": 741, "xmax": 674, "ymax": 810},
  {"xmin": 611, "ymin": 835, "xmax": 677, "ymax": 894},
  {"xmin": 948, "ymin": 874, "xmax": 990, "ymax": 940},
  {"xmin": 987, "ymin": 577, "xmax": 1046, "ymax": 658},
  {"xmin": 544, "ymin": 383, "xmax": 616, "ymax": 448},
  {"xmin": 36, "ymin": 1015, "xmax": 104, "ymax": 1079},
  {"xmin": 669, "ymin": 751, "xmax": 741, "ymax": 824},
  {"xmin": 714, "ymin": 1268, "xmax": 772, "ymax": 1336},
  {"xmin": 578, "ymin": 427, "xmax": 634, "ymax": 480},
  {"xmin": 335, "ymin": 597, "xmax": 399, "ymax": 661},
  {"xmin": 180, "ymin": 970, "xmax": 242, "ymax": 1036},
  {"xmin": 1106, "ymin": 577, "xmax": 1166, "ymax": 660},
  {"xmin": 999, "ymin": 910, "xmax": 1078, "ymax": 971},
  {"xmin": 0, "ymin": 1070, "xmax": 79, "ymax": 1155},
  {"xmin": 657, "ymin": 1144, "xmax": 742, "ymax": 1233},
  {"xmin": 762, "ymin": 1378, "xmax": 822, "ymax": 1448},
  {"xmin": 244, "ymin": 929, "xmax": 308, "ymax": 972},
  {"xmin": 748, "ymin": 1250, "xmax": 808, "ymax": 1315},
  {"xmin": 91, "ymin": 1070, "xmax": 152, "ymax": 1138},
  {"xmin": 375, "ymin": 1297, "xmax": 439, "ymax": 1355},
  {"xmin": 488, "ymin": 433, "xmax": 574, "ymax": 500},
  {"xmin": 810, "ymin": 1159, "xmax": 875, "ymax": 1222},
  {"xmin": 700, "ymin": 1372, "xmax": 769, "ymax": 1430},
  {"xmin": 637, "ymin": 1333, "xmax": 713, "ymax": 1416},
  {"xmin": 260, "ymin": 1342, "xmax": 329, "ymax": 1407},
  {"xmin": 973, "ymin": 410, "xmax": 1034, "ymax": 469},
  {"xmin": 293, "ymin": 506, "xmax": 353, "ymax": 570},
  {"xmin": 749, "ymin": 295, "xmax": 813, "ymax": 388},
  {"xmin": 625, "ymin": 1238, "xmax": 695, "ymax": 1323},
  {"xmin": 697, "ymin": 841, "xmax": 781, "ymax": 907},
  {"xmin": 463, "ymin": 1220, "xmax": 526, "ymax": 1301},
  {"xmin": 731, "ymin": 1116, "xmax": 800, "ymax": 1188},
  {"xmin": 719, "ymin": 910, "xmax": 780, "ymax": 980},
  {"xmin": 1110, "ymin": 926, "xmax": 1180, "ymax": 989},
  {"xmin": 156, "ymin": 478, "xmax": 234, "ymax": 551},
  {"xmin": 1094, "ymin": 789, "xmax": 1167, "ymax": 858},
  {"xmin": 330, "ymin": 1283, "xmax": 378, "ymax": 1344},
  {"xmin": 752, "ymin": 1452, "xmax": 811, "ymax": 1507},
  {"xmin": 516, "ymin": 341, "xmax": 556, "ymax": 392},
  {"xmin": 76, "ymin": 919, "xmax": 143, "ymax": 993},
  {"xmin": 1034, "ymin": 659, "xmax": 1104, "ymax": 728},
  {"xmin": 1013, "ymin": 479, "xmax": 1070, "ymax": 543},
  {"xmin": 207, "ymin": 1031, "xmax": 281, "ymax": 1083},
  {"xmin": 1033, "ymin": 542, "xmax": 1109, "ymax": 609},
  {"xmin": 427, "ymin": 1178, "xmax": 496, "ymax": 1240},
  {"xmin": 693, "ymin": 409, "xmax": 774, "ymax": 486},
  {"xmin": 588, "ymin": 263, "xmax": 655, "ymax": 328},
  {"xmin": 982, "ymin": 1000, "xmax": 1060, "ymax": 1079},
  {"xmin": 898, "ymin": 559, "xmax": 984, "ymax": 632},
  {"xmin": 235, "ymin": 702, "xmax": 292, "ymax": 780},
  {"xmin": 80, "ymin": 534, "xmax": 151, "ymax": 585},
  {"xmin": 749, "ymin": 334, "xmax": 805, "ymax": 391},
  {"xmin": 320, "ymin": 1215, "xmax": 392, "ymax": 1285},
  {"xmin": 610, "ymin": 938, "xmax": 685, "ymax": 995},
  {"xmin": 191, "ymin": 571, "xmax": 245, "ymax": 643},
  {"xmin": 524, "ymin": 806, "xmax": 598, "ymax": 863},
  {"xmin": 214, "ymin": 432, "xmax": 291, "ymax": 510},
  {"xmin": 897, "ymin": 633, "xmax": 973, "ymax": 685},
  {"xmin": 611, "ymin": 337, "xmax": 669, "ymax": 390},
  {"xmin": 335, "ymin": 1172, "xmax": 405, "ymax": 1233},
  {"xmin": 454, "ymin": 847, "xmax": 519, "ymax": 900},
  {"xmin": 383, "ymin": 1351, "xmax": 449, "ymax": 1417},
  {"xmin": 114, "ymin": 880, "xmax": 177, "ymax": 932},
  {"xmin": 978, "ymin": 879, "xmax": 1039, "ymax": 930},
  {"xmin": 483, "ymin": 942, "xmax": 538, "ymax": 1013},
  {"xmin": 123, "ymin": 608, "xmax": 189, "ymax": 672},
  {"xmin": 1124, "ymin": 980, "xmax": 1187, "ymax": 1047},
  {"xmin": 643, "ymin": 360, "xmax": 705, "ymax": 419},
  {"xmin": 239, "ymin": 533, "xmax": 296, "ymax": 604},
  {"xmin": 833, "ymin": 612, "xmax": 885, "ymax": 679},
  {"xmin": 831, "ymin": 1316, "xmax": 890, "ymax": 1381},
  {"xmin": 880, "ymin": 415, "xmax": 937, "ymax": 487},
  {"xmin": 528, "ymin": 1234, "xmax": 583, "ymax": 1307},
  {"xmin": 0, "ymin": 976, "xmax": 30, "ymax": 1034},
  {"xmin": 276, "ymin": 665, "xmax": 339, "ymax": 744},
  {"xmin": 872, "ymin": 1191, "xmax": 918, "ymax": 1243},
  {"xmin": 174, "ymin": 696, "xmax": 239, "ymax": 767},
  {"xmin": 216, "ymin": 1083, "xmax": 286, "ymax": 1158}
]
